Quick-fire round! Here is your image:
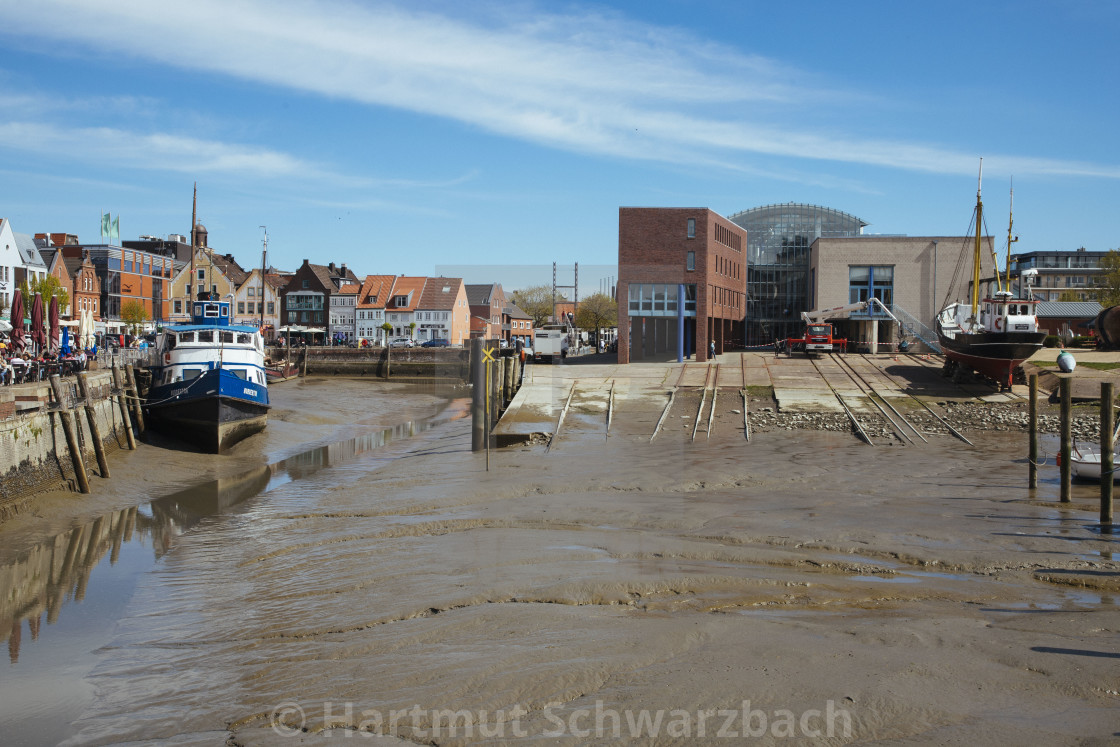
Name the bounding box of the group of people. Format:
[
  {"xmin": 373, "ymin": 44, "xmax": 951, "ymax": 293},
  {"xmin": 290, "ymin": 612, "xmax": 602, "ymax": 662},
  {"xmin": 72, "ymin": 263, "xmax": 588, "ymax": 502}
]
[{"xmin": 0, "ymin": 343, "xmax": 95, "ymax": 386}]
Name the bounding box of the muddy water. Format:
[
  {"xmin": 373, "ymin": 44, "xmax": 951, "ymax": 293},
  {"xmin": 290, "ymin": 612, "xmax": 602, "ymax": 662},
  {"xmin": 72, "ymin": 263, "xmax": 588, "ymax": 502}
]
[
  {"xmin": 2, "ymin": 377, "xmax": 1119, "ymax": 745},
  {"xmin": 0, "ymin": 378, "xmax": 460, "ymax": 746}
]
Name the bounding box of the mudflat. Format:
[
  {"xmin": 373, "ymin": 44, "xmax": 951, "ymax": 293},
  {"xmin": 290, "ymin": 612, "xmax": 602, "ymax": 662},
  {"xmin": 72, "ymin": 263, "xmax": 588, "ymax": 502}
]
[{"xmin": 4, "ymin": 371, "xmax": 1118, "ymax": 744}]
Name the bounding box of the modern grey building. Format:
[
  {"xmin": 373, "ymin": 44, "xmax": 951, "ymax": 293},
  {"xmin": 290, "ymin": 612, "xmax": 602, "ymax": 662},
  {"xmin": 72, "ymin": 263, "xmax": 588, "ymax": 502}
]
[
  {"xmin": 1007, "ymin": 249, "xmax": 1110, "ymax": 302},
  {"xmin": 728, "ymin": 203, "xmax": 867, "ymax": 344}
]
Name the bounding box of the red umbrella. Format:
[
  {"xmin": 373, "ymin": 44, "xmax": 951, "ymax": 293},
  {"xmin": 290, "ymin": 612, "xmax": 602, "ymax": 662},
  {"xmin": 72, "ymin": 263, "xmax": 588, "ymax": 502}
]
[
  {"xmin": 48, "ymin": 295, "xmax": 60, "ymax": 356},
  {"xmin": 30, "ymin": 292, "xmax": 46, "ymax": 356},
  {"xmin": 9, "ymin": 289, "xmax": 25, "ymax": 356}
]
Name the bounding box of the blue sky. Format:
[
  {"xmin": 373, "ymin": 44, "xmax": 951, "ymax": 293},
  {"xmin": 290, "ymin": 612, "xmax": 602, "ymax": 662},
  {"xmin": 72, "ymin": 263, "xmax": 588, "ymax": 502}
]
[{"xmin": 1, "ymin": 0, "xmax": 1117, "ymax": 289}]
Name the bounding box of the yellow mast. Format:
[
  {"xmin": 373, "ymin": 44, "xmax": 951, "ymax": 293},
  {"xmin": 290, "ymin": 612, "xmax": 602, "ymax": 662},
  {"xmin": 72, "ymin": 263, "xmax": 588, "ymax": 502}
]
[{"xmin": 971, "ymin": 160, "xmax": 983, "ymax": 320}]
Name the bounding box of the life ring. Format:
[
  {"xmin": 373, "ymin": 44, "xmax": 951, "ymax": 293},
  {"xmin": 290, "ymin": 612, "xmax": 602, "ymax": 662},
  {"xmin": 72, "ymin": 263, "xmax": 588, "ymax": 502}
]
[
  {"xmin": 994, "ymin": 317, "xmax": 1003, "ymax": 331},
  {"xmin": 164, "ymin": 352, "xmax": 171, "ymax": 364}
]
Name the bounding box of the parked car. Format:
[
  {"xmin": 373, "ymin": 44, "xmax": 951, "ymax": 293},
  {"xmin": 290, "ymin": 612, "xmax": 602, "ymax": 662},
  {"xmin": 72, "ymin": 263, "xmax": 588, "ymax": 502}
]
[
  {"xmin": 420, "ymin": 338, "xmax": 450, "ymax": 347},
  {"xmin": 389, "ymin": 338, "xmax": 415, "ymax": 348}
]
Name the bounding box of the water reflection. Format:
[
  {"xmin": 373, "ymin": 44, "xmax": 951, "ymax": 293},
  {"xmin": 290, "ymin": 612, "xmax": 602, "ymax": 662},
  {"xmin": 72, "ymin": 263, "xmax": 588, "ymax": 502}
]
[{"xmin": 1, "ymin": 403, "xmax": 466, "ymax": 666}]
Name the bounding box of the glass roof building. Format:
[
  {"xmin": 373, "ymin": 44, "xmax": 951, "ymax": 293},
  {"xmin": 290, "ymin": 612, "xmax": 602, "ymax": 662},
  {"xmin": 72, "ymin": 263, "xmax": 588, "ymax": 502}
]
[{"xmin": 728, "ymin": 203, "xmax": 867, "ymax": 344}]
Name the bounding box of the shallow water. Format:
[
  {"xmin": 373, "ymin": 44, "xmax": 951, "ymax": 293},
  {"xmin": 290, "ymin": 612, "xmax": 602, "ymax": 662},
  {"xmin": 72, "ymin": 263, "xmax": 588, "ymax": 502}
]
[{"xmin": 0, "ymin": 379, "xmax": 461, "ymax": 746}]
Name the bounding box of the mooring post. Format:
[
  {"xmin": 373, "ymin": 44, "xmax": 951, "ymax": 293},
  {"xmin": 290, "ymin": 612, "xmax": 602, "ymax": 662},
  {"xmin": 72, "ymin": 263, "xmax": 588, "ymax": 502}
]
[
  {"xmin": 124, "ymin": 364, "xmax": 145, "ymax": 432},
  {"xmin": 1028, "ymin": 373, "xmax": 1038, "ymax": 489},
  {"xmin": 1102, "ymin": 382, "xmax": 1115, "ymax": 529},
  {"xmin": 111, "ymin": 363, "xmax": 136, "ymax": 449},
  {"xmin": 503, "ymin": 352, "xmax": 514, "ymax": 405},
  {"xmin": 491, "ymin": 349, "xmax": 502, "ymax": 425},
  {"xmin": 471, "ymin": 338, "xmax": 485, "ymax": 452},
  {"xmin": 49, "ymin": 375, "xmax": 89, "ymax": 494},
  {"xmin": 76, "ymin": 372, "xmax": 110, "ymax": 478},
  {"xmin": 1060, "ymin": 376, "xmax": 1072, "ymax": 503}
]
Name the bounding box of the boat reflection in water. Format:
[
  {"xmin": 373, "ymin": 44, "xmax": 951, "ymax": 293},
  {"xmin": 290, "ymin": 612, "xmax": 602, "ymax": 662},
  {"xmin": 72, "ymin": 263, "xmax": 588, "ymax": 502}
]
[{"xmin": 0, "ymin": 407, "xmax": 464, "ymax": 664}]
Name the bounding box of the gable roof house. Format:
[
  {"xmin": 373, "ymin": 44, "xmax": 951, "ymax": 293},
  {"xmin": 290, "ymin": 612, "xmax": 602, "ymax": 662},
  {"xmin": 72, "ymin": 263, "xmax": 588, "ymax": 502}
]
[
  {"xmin": 356, "ymin": 274, "xmax": 397, "ymax": 344},
  {"xmin": 416, "ymin": 277, "xmax": 469, "ymax": 346},
  {"xmin": 383, "ymin": 276, "xmax": 427, "ymax": 340},
  {"xmin": 465, "ymin": 283, "xmax": 506, "ymax": 341},
  {"xmin": 280, "ymin": 259, "xmax": 358, "ymax": 343}
]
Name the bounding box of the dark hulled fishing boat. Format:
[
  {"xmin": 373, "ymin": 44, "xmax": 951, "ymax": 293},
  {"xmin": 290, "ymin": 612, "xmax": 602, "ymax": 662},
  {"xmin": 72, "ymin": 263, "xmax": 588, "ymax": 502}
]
[{"xmin": 935, "ymin": 161, "xmax": 1046, "ymax": 389}]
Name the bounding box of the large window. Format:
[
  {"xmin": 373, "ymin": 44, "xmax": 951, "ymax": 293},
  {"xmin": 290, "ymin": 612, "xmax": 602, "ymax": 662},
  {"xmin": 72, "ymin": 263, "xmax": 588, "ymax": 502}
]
[
  {"xmin": 849, "ymin": 265, "xmax": 894, "ymax": 311},
  {"xmin": 627, "ymin": 284, "xmax": 694, "ymax": 317}
]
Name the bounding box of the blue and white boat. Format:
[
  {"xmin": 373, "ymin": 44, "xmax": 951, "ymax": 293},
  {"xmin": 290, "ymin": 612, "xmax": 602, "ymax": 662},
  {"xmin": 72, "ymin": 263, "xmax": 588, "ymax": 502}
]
[{"xmin": 145, "ymin": 296, "xmax": 270, "ymax": 452}]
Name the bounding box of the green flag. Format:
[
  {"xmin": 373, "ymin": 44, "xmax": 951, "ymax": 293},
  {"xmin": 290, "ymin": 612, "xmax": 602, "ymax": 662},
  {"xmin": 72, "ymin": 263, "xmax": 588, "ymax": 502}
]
[
  {"xmin": 111, "ymin": 216, "xmax": 120, "ymax": 242},
  {"xmin": 101, "ymin": 212, "xmax": 110, "ymax": 239}
]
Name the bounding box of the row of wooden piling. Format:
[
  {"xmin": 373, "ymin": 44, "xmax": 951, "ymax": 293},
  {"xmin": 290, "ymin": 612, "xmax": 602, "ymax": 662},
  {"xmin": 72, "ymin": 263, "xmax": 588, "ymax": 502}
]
[
  {"xmin": 1028, "ymin": 372, "xmax": 1113, "ymax": 529},
  {"xmin": 49, "ymin": 362, "xmax": 145, "ymax": 494},
  {"xmin": 470, "ymin": 339, "xmax": 524, "ymax": 456}
]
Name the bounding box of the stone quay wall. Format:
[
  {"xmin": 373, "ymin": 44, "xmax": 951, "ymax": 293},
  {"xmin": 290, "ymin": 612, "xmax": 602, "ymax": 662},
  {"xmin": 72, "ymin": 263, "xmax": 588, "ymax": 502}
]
[
  {"xmin": 0, "ymin": 372, "xmax": 132, "ymax": 520},
  {"xmin": 297, "ymin": 347, "xmax": 472, "ymax": 381}
]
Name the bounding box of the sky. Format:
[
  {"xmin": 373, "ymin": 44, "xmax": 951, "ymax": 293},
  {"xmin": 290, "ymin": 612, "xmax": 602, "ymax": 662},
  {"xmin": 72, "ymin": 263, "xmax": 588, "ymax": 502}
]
[{"xmin": 1, "ymin": 0, "xmax": 1118, "ymax": 291}]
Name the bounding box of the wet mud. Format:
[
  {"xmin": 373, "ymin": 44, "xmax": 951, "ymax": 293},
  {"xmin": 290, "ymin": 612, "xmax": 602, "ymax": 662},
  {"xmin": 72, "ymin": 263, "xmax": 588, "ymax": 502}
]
[{"xmin": 1, "ymin": 375, "xmax": 1118, "ymax": 744}]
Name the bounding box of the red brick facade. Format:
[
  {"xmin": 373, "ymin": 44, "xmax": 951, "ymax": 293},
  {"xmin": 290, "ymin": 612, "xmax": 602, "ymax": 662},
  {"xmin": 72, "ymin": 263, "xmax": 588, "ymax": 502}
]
[{"xmin": 617, "ymin": 208, "xmax": 746, "ymax": 363}]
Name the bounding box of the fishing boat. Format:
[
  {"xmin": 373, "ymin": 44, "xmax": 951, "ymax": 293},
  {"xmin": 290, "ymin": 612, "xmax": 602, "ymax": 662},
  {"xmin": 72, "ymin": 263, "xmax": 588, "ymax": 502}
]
[
  {"xmin": 145, "ymin": 295, "xmax": 270, "ymax": 452},
  {"xmin": 935, "ymin": 161, "xmax": 1046, "ymax": 389}
]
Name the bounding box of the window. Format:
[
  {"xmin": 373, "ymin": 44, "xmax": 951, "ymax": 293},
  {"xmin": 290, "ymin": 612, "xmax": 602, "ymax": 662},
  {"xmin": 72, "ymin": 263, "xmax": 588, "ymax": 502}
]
[
  {"xmin": 686, "ymin": 251, "xmax": 695, "ymax": 271},
  {"xmin": 302, "ymin": 279, "xmax": 310, "ymax": 289},
  {"xmin": 848, "ymin": 265, "xmax": 894, "ymax": 309},
  {"xmin": 238, "ymin": 302, "xmax": 245, "ymax": 314},
  {"xmin": 248, "ymin": 287, "xmax": 255, "ymax": 297},
  {"xmin": 687, "ymin": 218, "xmax": 696, "ymax": 238},
  {"xmin": 197, "ymin": 269, "xmax": 205, "ymax": 281},
  {"xmin": 174, "ymin": 300, "xmax": 182, "ymax": 314}
]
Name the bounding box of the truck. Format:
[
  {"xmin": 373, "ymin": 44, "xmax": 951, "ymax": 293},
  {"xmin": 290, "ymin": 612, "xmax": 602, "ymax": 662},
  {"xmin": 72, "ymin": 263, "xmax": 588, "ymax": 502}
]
[
  {"xmin": 780, "ymin": 298, "xmax": 898, "ymax": 356},
  {"xmin": 533, "ymin": 327, "xmax": 570, "ymax": 363}
]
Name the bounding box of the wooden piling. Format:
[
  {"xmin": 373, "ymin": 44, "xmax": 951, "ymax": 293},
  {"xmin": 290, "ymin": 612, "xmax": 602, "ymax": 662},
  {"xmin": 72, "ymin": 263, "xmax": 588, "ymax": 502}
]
[
  {"xmin": 111, "ymin": 363, "xmax": 136, "ymax": 450},
  {"xmin": 76, "ymin": 372, "xmax": 110, "ymax": 478},
  {"xmin": 471, "ymin": 338, "xmax": 485, "ymax": 452},
  {"xmin": 49, "ymin": 375, "xmax": 89, "ymax": 494},
  {"xmin": 491, "ymin": 352, "xmax": 502, "ymax": 424},
  {"xmin": 124, "ymin": 364, "xmax": 145, "ymax": 432},
  {"xmin": 503, "ymin": 352, "xmax": 514, "ymax": 405},
  {"xmin": 1060, "ymin": 376, "xmax": 1071, "ymax": 503},
  {"xmin": 1102, "ymin": 382, "xmax": 1115, "ymax": 529},
  {"xmin": 1028, "ymin": 373, "xmax": 1038, "ymax": 489}
]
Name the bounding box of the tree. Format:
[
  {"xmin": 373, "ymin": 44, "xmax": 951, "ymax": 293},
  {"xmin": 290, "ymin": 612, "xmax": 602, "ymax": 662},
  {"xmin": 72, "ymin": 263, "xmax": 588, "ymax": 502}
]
[
  {"xmin": 1057, "ymin": 291, "xmax": 1082, "ymax": 302},
  {"xmin": 408, "ymin": 321, "xmax": 417, "ymax": 339},
  {"xmin": 574, "ymin": 292, "xmax": 618, "ymax": 344},
  {"xmin": 1092, "ymin": 249, "xmax": 1120, "ymax": 307},
  {"xmin": 380, "ymin": 321, "xmax": 392, "ymax": 345},
  {"xmin": 120, "ymin": 299, "xmax": 150, "ymax": 335},
  {"xmin": 510, "ymin": 284, "xmax": 565, "ymax": 328},
  {"xmin": 18, "ymin": 275, "xmax": 70, "ymax": 315}
]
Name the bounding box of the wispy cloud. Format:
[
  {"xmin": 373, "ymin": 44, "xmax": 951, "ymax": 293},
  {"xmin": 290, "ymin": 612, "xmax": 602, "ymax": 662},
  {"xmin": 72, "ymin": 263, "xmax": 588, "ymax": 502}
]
[
  {"xmin": 1, "ymin": 0, "xmax": 1117, "ymax": 180},
  {"xmin": 0, "ymin": 121, "xmax": 316, "ymax": 178}
]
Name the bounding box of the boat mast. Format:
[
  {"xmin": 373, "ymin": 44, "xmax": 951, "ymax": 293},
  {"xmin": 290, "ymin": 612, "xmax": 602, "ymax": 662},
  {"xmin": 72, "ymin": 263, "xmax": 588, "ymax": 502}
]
[
  {"xmin": 259, "ymin": 226, "xmax": 268, "ymax": 330},
  {"xmin": 1006, "ymin": 179, "xmax": 1018, "ymax": 296},
  {"xmin": 190, "ymin": 183, "xmax": 197, "ymax": 304},
  {"xmin": 971, "ymin": 159, "xmax": 984, "ymax": 320}
]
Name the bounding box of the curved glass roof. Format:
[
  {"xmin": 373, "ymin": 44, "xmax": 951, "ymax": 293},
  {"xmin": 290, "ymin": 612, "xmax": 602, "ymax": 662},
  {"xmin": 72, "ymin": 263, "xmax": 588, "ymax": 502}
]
[{"xmin": 728, "ymin": 203, "xmax": 867, "ymax": 266}]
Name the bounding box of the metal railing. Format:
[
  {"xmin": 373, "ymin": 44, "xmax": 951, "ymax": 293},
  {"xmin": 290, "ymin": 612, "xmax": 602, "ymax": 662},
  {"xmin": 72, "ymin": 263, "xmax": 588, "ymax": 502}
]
[{"xmin": 890, "ymin": 304, "xmax": 942, "ymax": 353}]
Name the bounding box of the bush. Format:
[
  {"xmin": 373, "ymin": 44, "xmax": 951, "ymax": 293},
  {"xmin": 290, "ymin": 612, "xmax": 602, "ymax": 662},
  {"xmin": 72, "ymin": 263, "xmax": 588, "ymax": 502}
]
[
  {"xmin": 1043, "ymin": 335, "xmax": 1061, "ymax": 348},
  {"xmin": 1070, "ymin": 335, "xmax": 1094, "ymax": 348}
]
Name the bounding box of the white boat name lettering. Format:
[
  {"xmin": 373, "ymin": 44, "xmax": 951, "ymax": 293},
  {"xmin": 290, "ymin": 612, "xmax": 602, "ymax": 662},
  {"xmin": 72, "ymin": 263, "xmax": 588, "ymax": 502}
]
[{"xmin": 243, "ymin": 387, "xmax": 255, "ymax": 396}]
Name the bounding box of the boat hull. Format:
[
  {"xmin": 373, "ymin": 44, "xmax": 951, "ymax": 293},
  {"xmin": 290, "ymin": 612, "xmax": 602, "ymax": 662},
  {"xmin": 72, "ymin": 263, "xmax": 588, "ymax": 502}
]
[
  {"xmin": 936, "ymin": 329, "xmax": 1046, "ymax": 386},
  {"xmin": 145, "ymin": 368, "xmax": 270, "ymax": 452}
]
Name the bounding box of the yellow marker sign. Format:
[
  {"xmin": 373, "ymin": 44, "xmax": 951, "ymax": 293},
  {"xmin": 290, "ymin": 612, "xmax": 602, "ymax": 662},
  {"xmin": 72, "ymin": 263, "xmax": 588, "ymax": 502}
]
[{"xmin": 483, "ymin": 347, "xmax": 496, "ymax": 363}]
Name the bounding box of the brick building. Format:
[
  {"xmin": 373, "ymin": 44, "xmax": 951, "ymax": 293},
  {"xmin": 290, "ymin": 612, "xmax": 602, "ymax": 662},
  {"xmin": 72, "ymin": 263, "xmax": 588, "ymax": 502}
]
[{"xmin": 617, "ymin": 208, "xmax": 746, "ymax": 363}]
